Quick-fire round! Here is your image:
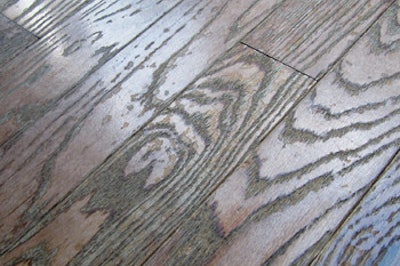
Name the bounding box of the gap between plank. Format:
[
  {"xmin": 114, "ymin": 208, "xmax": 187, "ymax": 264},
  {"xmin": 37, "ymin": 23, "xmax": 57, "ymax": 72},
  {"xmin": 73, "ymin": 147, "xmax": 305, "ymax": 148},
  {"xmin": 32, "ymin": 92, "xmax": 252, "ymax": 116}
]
[
  {"xmin": 141, "ymin": 1, "xmax": 399, "ymax": 263},
  {"xmin": 4, "ymin": 0, "xmax": 288, "ymax": 257},
  {"xmin": 240, "ymin": 41, "xmax": 316, "ymax": 81},
  {"xmin": 7, "ymin": 0, "xmax": 394, "ymax": 262}
]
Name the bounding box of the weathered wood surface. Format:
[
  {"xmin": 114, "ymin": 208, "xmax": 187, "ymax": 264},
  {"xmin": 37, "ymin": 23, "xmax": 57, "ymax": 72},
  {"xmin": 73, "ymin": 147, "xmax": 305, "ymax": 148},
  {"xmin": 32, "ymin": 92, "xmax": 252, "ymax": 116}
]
[
  {"xmin": 0, "ymin": 44, "xmax": 314, "ymax": 265},
  {"xmin": 0, "ymin": 0, "xmax": 288, "ymax": 259},
  {"xmin": 1, "ymin": 0, "xmax": 400, "ymax": 265},
  {"xmin": 1, "ymin": 0, "xmax": 93, "ymax": 36},
  {"xmin": 0, "ymin": 0, "xmax": 178, "ymax": 145},
  {"xmin": 147, "ymin": 2, "xmax": 400, "ymax": 265},
  {"xmin": 0, "ymin": 13, "xmax": 37, "ymax": 66},
  {"xmin": 312, "ymin": 152, "xmax": 400, "ymax": 265},
  {"xmin": 243, "ymin": 0, "xmax": 394, "ymax": 79}
]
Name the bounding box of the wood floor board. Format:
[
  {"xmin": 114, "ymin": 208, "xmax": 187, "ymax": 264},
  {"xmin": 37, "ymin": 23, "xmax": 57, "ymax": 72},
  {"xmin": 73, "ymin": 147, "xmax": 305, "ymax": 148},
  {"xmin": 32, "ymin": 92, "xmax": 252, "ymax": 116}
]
[
  {"xmin": 147, "ymin": 2, "xmax": 400, "ymax": 265},
  {"xmin": 312, "ymin": 151, "xmax": 400, "ymax": 265},
  {"xmin": 0, "ymin": 0, "xmax": 289, "ymax": 260},
  {"xmin": 243, "ymin": 0, "xmax": 394, "ymax": 79},
  {"xmin": 1, "ymin": 0, "xmax": 399, "ymax": 265},
  {"xmin": 0, "ymin": 43, "xmax": 314, "ymax": 265},
  {"xmin": 2, "ymin": 0, "xmax": 96, "ymax": 36},
  {"xmin": 0, "ymin": 13, "xmax": 37, "ymax": 66},
  {"xmin": 0, "ymin": 0, "xmax": 179, "ymax": 145}
]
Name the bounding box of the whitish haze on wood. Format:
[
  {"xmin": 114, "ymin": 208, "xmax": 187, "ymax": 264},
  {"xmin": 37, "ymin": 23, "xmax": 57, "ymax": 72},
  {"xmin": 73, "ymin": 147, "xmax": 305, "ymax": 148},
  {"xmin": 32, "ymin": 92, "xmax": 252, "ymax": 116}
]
[
  {"xmin": 147, "ymin": 2, "xmax": 400, "ymax": 265},
  {"xmin": 243, "ymin": 0, "xmax": 394, "ymax": 79}
]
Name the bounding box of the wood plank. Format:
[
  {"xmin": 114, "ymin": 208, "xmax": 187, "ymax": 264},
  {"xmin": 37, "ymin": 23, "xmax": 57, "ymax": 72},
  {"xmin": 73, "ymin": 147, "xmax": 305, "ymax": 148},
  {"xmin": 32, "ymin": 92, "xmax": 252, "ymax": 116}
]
[
  {"xmin": 0, "ymin": 0, "xmax": 178, "ymax": 145},
  {"xmin": 0, "ymin": 14, "xmax": 37, "ymax": 65},
  {"xmin": 0, "ymin": 44, "xmax": 314, "ymax": 265},
  {"xmin": 312, "ymin": 152, "xmax": 400, "ymax": 265},
  {"xmin": 0, "ymin": 0, "xmax": 17, "ymax": 11},
  {"xmin": 1, "ymin": 0, "xmax": 94, "ymax": 36},
  {"xmin": 243, "ymin": 0, "xmax": 394, "ymax": 79},
  {"xmin": 147, "ymin": 2, "xmax": 400, "ymax": 265},
  {"xmin": 0, "ymin": 0, "xmax": 286, "ymax": 257}
]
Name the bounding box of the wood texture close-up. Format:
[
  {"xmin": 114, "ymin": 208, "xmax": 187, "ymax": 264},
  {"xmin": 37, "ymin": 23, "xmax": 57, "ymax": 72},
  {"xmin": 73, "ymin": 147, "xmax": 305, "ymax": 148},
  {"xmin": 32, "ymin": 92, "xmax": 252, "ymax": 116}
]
[
  {"xmin": 148, "ymin": 2, "xmax": 400, "ymax": 265},
  {"xmin": 313, "ymin": 153, "xmax": 400, "ymax": 265},
  {"xmin": 0, "ymin": 13, "xmax": 36, "ymax": 66},
  {"xmin": 0, "ymin": 0, "xmax": 399, "ymax": 265}
]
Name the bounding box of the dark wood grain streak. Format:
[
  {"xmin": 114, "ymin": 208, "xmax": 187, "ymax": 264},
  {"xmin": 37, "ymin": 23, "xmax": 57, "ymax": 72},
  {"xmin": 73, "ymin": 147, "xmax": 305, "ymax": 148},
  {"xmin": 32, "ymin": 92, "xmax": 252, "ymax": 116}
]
[
  {"xmin": 147, "ymin": 2, "xmax": 400, "ymax": 265},
  {"xmin": 243, "ymin": 0, "xmax": 394, "ymax": 79},
  {"xmin": 0, "ymin": 0, "xmax": 286, "ymax": 259},
  {"xmin": 0, "ymin": 0, "xmax": 179, "ymax": 145},
  {"xmin": 0, "ymin": 44, "xmax": 314, "ymax": 265},
  {"xmin": 2, "ymin": 0, "xmax": 96, "ymax": 36},
  {"xmin": 312, "ymin": 152, "xmax": 400, "ymax": 265},
  {"xmin": 0, "ymin": 14, "xmax": 37, "ymax": 66}
]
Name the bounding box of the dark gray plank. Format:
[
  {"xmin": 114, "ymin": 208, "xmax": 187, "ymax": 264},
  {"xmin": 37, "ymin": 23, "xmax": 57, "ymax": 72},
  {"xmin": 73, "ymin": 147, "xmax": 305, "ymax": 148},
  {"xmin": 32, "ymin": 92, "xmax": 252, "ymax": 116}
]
[{"xmin": 0, "ymin": 14, "xmax": 36, "ymax": 65}]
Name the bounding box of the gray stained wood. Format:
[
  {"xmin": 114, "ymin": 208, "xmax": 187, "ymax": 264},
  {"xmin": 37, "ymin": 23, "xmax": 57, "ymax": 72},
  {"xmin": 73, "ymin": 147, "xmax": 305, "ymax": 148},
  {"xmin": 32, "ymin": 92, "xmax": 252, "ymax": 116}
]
[
  {"xmin": 0, "ymin": 0, "xmax": 178, "ymax": 145},
  {"xmin": 1, "ymin": 44, "xmax": 314, "ymax": 266},
  {"xmin": 148, "ymin": 2, "xmax": 400, "ymax": 265},
  {"xmin": 1, "ymin": 0, "xmax": 98, "ymax": 36},
  {"xmin": 243, "ymin": 0, "xmax": 394, "ymax": 79},
  {"xmin": 0, "ymin": 14, "xmax": 36, "ymax": 66},
  {"xmin": 0, "ymin": 0, "xmax": 287, "ymax": 260},
  {"xmin": 0, "ymin": 0, "xmax": 399, "ymax": 265},
  {"xmin": 312, "ymin": 152, "xmax": 400, "ymax": 265}
]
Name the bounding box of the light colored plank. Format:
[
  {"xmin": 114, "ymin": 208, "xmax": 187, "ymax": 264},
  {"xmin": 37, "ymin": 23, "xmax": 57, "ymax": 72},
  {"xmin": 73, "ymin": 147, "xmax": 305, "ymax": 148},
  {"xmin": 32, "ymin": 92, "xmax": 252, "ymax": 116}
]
[
  {"xmin": 147, "ymin": 2, "xmax": 400, "ymax": 265},
  {"xmin": 0, "ymin": 44, "xmax": 313, "ymax": 265},
  {"xmin": 0, "ymin": 0, "xmax": 17, "ymax": 11},
  {"xmin": 312, "ymin": 153, "xmax": 400, "ymax": 265},
  {"xmin": 243, "ymin": 0, "xmax": 394, "ymax": 79},
  {"xmin": 2, "ymin": 0, "xmax": 93, "ymax": 36},
  {"xmin": 0, "ymin": 14, "xmax": 37, "ymax": 65},
  {"xmin": 0, "ymin": 0, "xmax": 178, "ymax": 145},
  {"xmin": 0, "ymin": 0, "xmax": 286, "ymax": 257}
]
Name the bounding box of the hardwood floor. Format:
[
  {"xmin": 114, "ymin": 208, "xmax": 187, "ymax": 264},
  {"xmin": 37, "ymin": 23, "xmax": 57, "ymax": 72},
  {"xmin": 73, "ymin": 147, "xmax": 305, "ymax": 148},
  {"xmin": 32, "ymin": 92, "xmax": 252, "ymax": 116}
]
[{"xmin": 0, "ymin": 0, "xmax": 399, "ymax": 265}]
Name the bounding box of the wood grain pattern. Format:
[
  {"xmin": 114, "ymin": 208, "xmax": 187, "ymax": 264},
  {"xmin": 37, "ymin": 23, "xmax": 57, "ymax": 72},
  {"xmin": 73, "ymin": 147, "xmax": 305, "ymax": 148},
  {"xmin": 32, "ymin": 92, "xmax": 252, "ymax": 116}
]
[
  {"xmin": 0, "ymin": 14, "xmax": 37, "ymax": 66},
  {"xmin": 148, "ymin": 2, "xmax": 400, "ymax": 265},
  {"xmin": 243, "ymin": 0, "xmax": 394, "ymax": 79},
  {"xmin": 0, "ymin": 0, "xmax": 287, "ymax": 259},
  {"xmin": 0, "ymin": 44, "xmax": 313, "ymax": 265},
  {"xmin": 0, "ymin": 0, "xmax": 178, "ymax": 145},
  {"xmin": 312, "ymin": 153, "xmax": 400, "ymax": 265},
  {"xmin": 2, "ymin": 0, "xmax": 100, "ymax": 36}
]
